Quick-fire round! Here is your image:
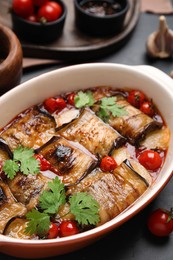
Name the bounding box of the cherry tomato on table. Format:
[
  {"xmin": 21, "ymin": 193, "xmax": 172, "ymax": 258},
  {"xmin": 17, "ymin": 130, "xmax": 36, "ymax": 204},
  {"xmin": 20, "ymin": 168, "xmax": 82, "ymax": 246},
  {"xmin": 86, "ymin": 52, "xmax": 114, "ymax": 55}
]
[
  {"xmin": 100, "ymin": 156, "xmax": 117, "ymax": 172},
  {"xmin": 12, "ymin": 0, "xmax": 34, "ymax": 18},
  {"xmin": 140, "ymin": 101, "xmax": 155, "ymax": 117},
  {"xmin": 138, "ymin": 150, "xmax": 162, "ymax": 171},
  {"xmin": 147, "ymin": 208, "xmax": 173, "ymax": 237},
  {"xmin": 47, "ymin": 222, "xmax": 59, "ymax": 239},
  {"xmin": 59, "ymin": 220, "xmax": 79, "ymax": 237},
  {"xmin": 127, "ymin": 90, "xmax": 146, "ymax": 108},
  {"xmin": 37, "ymin": 1, "xmax": 63, "ymax": 22}
]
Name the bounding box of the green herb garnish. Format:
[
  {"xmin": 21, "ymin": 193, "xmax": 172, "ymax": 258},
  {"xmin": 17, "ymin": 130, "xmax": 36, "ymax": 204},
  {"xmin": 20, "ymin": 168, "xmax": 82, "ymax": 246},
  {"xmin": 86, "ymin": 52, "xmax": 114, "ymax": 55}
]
[
  {"xmin": 74, "ymin": 91, "xmax": 127, "ymax": 122},
  {"xmin": 3, "ymin": 145, "xmax": 40, "ymax": 179},
  {"xmin": 39, "ymin": 177, "xmax": 66, "ymax": 214},
  {"xmin": 25, "ymin": 209, "xmax": 50, "ymax": 236},
  {"xmin": 74, "ymin": 91, "xmax": 94, "ymax": 108},
  {"xmin": 69, "ymin": 192, "xmax": 100, "ymax": 225}
]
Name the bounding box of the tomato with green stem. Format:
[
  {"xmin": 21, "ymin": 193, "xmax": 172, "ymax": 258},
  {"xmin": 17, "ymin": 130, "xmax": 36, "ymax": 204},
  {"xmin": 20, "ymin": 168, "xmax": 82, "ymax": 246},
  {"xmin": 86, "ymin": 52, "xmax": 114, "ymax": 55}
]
[
  {"xmin": 127, "ymin": 90, "xmax": 146, "ymax": 108},
  {"xmin": 37, "ymin": 1, "xmax": 63, "ymax": 22},
  {"xmin": 147, "ymin": 208, "xmax": 173, "ymax": 237}
]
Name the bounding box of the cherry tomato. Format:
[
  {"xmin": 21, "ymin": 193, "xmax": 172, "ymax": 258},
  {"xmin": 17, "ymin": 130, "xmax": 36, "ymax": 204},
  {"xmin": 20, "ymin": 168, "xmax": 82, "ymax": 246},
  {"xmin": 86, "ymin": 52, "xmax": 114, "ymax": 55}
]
[
  {"xmin": 37, "ymin": 1, "xmax": 63, "ymax": 22},
  {"xmin": 147, "ymin": 208, "xmax": 173, "ymax": 237},
  {"xmin": 140, "ymin": 101, "xmax": 155, "ymax": 117},
  {"xmin": 44, "ymin": 97, "xmax": 58, "ymax": 113},
  {"xmin": 47, "ymin": 222, "xmax": 59, "ymax": 239},
  {"xmin": 127, "ymin": 90, "xmax": 146, "ymax": 108},
  {"xmin": 33, "ymin": 0, "xmax": 48, "ymax": 7},
  {"xmin": 55, "ymin": 97, "xmax": 66, "ymax": 111},
  {"xmin": 34, "ymin": 154, "xmax": 51, "ymax": 171},
  {"xmin": 59, "ymin": 221, "xmax": 79, "ymax": 237},
  {"xmin": 100, "ymin": 156, "xmax": 117, "ymax": 172},
  {"xmin": 12, "ymin": 0, "xmax": 34, "ymax": 18},
  {"xmin": 67, "ymin": 93, "xmax": 76, "ymax": 106},
  {"xmin": 138, "ymin": 150, "xmax": 162, "ymax": 171}
]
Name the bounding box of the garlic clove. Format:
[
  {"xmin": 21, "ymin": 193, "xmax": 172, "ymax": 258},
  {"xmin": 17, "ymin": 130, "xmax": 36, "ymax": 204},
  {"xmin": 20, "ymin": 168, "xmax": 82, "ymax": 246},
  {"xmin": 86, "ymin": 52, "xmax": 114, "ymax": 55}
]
[{"xmin": 146, "ymin": 16, "xmax": 173, "ymax": 58}]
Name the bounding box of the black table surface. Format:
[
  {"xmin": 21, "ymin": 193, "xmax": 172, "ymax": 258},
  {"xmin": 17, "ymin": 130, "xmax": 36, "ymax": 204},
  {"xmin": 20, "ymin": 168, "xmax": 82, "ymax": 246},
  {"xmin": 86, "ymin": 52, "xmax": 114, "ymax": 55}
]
[{"xmin": 1, "ymin": 11, "xmax": 173, "ymax": 260}]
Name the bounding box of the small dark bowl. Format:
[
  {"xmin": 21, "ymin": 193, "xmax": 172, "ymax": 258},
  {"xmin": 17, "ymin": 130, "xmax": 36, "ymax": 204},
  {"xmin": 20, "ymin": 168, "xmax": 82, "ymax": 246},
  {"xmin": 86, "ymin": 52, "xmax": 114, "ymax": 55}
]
[
  {"xmin": 11, "ymin": 0, "xmax": 67, "ymax": 44},
  {"xmin": 74, "ymin": 0, "xmax": 129, "ymax": 36}
]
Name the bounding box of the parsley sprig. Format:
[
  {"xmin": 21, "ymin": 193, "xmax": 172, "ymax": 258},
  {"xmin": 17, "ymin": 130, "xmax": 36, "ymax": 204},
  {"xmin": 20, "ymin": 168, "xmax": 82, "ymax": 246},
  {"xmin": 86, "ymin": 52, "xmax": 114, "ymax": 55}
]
[
  {"xmin": 2, "ymin": 145, "xmax": 40, "ymax": 180},
  {"xmin": 26, "ymin": 177, "xmax": 100, "ymax": 236},
  {"xmin": 74, "ymin": 91, "xmax": 128, "ymax": 121}
]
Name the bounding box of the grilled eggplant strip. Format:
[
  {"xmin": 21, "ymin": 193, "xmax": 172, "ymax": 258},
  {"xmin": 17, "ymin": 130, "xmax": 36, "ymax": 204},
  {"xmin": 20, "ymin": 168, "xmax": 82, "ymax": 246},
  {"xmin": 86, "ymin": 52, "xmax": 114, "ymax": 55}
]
[
  {"xmin": 0, "ymin": 106, "xmax": 56, "ymax": 151},
  {"xmin": 36, "ymin": 136, "xmax": 98, "ymax": 186},
  {"xmin": 4, "ymin": 218, "xmax": 36, "ymax": 239},
  {"xmin": 54, "ymin": 107, "xmax": 81, "ymax": 130},
  {"xmin": 0, "ymin": 181, "xmax": 27, "ymax": 234},
  {"xmin": 7, "ymin": 173, "xmax": 51, "ymax": 211},
  {"xmin": 59, "ymin": 108, "xmax": 126, "ymax": 157},
  {"xmin": 107, "ymin": 98, "xmax": 162, "ymax": 145}
]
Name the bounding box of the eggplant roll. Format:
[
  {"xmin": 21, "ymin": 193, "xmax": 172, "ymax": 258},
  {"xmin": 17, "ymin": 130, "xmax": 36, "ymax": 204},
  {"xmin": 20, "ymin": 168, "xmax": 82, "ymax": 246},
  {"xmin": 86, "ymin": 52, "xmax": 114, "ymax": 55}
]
[
  {"xmin": 107, "ymin": 98, "xmax": 162, "ymax": 145},
  {"xmin": 58, "ymin": 108, "xmax": 126, "ymax": 157},
  {"xmin": 37, "ymin": 136, "xmax": 98, "ymax": 186},
  {"xmin": 68, "ymin": 160, "xmax": 149, "ymax": 225},
  {"xmin": 0, "ymin": 107, "xmax": 56, "ymax": 151},
  {"xmin": 7, "ymin": 173, "xmax": 51, "ymax": 211},
  {"xmin": 0, "ymin": 181, "xmax": 27, "ymax": 234}
]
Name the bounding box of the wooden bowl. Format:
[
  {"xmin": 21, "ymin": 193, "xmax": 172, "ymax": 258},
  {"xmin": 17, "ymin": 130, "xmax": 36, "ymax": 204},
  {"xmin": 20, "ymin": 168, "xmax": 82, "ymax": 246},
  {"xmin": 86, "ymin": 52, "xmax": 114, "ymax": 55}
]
[{"xmin": 0, "ymin": 23, "xmax": 23, "ymax": 95}]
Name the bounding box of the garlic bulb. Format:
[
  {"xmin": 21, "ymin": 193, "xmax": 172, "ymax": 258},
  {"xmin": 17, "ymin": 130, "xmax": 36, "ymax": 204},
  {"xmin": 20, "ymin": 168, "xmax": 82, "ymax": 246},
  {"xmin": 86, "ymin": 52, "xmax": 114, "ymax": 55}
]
[{"xmin": 146, "ymin": 16, "xmax": 173, "ymax": 58}]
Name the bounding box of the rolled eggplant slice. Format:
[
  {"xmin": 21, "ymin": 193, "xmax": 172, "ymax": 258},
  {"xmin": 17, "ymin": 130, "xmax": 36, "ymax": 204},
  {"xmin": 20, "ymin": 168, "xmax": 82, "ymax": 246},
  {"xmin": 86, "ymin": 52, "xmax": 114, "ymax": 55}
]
[
  {"xmin": 0, "ymin": 181, "xmax": 27, "ymax": 234},
  {"xmin": 7, "ymin": 173, "xmax": 51, "ymax": 211},
  {"xmin": 53, "ymin": 107, "xmax": 81, "ymax": 129},
  {"xmin": 58, "ymin": 108, "xmax": 126, "ymax": 157},
  {"xmin": 4, "ymin": 218, "xmax": 36, "ymax": 239},
  {"xmin": 107, "ymin": 98, "xmax": 163, "ymax": 145},
  {"xmin": 37, "ymin": 136, "xmax": 98, "ymax": 186},
  {"xmin": 0, "ymin": 106, "xmax": 56, "ymax": 151}
]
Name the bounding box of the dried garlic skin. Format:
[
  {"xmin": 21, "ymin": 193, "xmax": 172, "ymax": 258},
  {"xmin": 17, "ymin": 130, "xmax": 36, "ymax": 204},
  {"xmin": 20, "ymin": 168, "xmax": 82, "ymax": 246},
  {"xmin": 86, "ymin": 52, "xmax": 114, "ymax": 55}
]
[{"xmin": 146, "ymin": 16, "xmax": 173, "ymax": 58}]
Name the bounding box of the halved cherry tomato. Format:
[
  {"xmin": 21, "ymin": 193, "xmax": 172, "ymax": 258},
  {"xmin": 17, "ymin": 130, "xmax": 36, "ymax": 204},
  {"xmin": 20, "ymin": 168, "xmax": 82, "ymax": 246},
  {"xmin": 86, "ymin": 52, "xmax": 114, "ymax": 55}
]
[
  {"xmin": 34, "ymin": 154, "xmax": 51, "ymax": 171},
  {"xmin": 127, "ymin": 90, "xmax": 146, "ymax": 108},
  {"xmin": 147, "ymin": 208, "xmax": 173, "ymax": 237},
  {"xmin": 140, "ymin": 101, "xmax": 155, "ymax": 117},
  {"xmin": 43, "ymin": 97, "xmax": 66, "ymax": 113},
  {"xmin": 59, "ymin": 221, "xmax": 79, "ymax": 237},
  {"xmin": 138, "ymin": 150, "xmax": 162, "ymax": 171},
  {"xmin": 67, "ymin": 93, "xmax": 76, "ymax": 106},
  {"xmin": 37, "ymin": 1, "xmax": 63, "ymax": 22},
  {"xmin": 100, "ymin": 156, "xmax": 117, "ymax": 172},
  {"xmin": 12, "ymin": 0, "xmax": 34, "ymax": 18},
  {"xmin": 47, "ymin": 222, "xmax": 59, "ymax": 239}
]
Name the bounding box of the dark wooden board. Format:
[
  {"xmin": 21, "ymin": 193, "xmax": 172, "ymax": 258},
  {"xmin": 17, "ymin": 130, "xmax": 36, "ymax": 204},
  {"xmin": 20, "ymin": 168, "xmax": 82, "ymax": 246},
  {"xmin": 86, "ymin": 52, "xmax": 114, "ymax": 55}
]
[{"xmin": 0, "ymin": 0, "xmax": 141, "ymax": 61}]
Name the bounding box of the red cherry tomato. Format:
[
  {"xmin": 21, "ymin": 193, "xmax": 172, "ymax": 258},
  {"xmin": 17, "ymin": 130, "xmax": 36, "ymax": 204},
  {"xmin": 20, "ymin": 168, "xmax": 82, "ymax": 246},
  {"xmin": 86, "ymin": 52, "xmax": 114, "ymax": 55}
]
[
  {"xmin": 47, "ymin": 222, "xmax": 59, "ymax": 239},
  {"xmin": 55, "ymin": 97, "xmax": 66, "ymax": 111},
  {"xmin": 140, "ymin": 101, "xmax": 155, "ymax": 117},
  {"xmin": 33, "ymin": 0, "xmax": 48, "ymax": 7},
  {"xmin": 127, "ymin": 90, "xmax": 146, "ymax": 108},
  {"xmin": 34, "ymin": 154, "xmax": 51, "ymax": 171},
  {"xmin": 67, "ymin": 93, "xmax": 76, "ymax": 106},
  {"xmin": 147, "ymin": 208, "xmax": 173, "ymax": 237},
  {"xmin": 12, "ymin": 0, "xmax": 34, "ymax": 18},
  {"xmin": 37, "ymin": 1, "xmax": 63, "ymax": 22},
  {"xmin": 138, "ymin": 150, "xmax": 162, "ymax": 171},
  {"xmin": 59, "ymin": 221, "xmax": 79, "ymax": 237},
  {"xmin": 44, "ymin": 97, "xmax": 58, "ymax": 113},
  {"xmin": 100, "ymin": 156, "xmax": 117, "ymax": 172}
]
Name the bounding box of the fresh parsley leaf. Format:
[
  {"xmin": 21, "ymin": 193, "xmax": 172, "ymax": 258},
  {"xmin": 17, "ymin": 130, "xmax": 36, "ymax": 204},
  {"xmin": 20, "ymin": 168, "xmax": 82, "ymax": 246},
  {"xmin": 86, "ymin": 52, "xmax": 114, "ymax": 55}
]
[
  {"xmin": 2, "ymin": 146, "xmax": 40, "ymax": 179},
  {"xmin": 2, "ymin": 160, "xmax": 19, "ymax": 180},
  {"xmin": 74, "ymin": 91, "xmax": 94, "ymax": 108},
  {"xmin": 25, "ymin": 209, "xmax": 50, "ymax": 236},
  {"xmin": 69, "ymin": 192, "xmax": 100, "ymax": 225},
  {"xmin": 98, "ymin": 97, "xmax": 128, "ymax": 121},
  {"xmin": 14, "ymin": 146, "xmax": 40, "ymax": 175},
  {"xmin": 39, "ymin": 177, "xmax": 66, "ymax": 214}
]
